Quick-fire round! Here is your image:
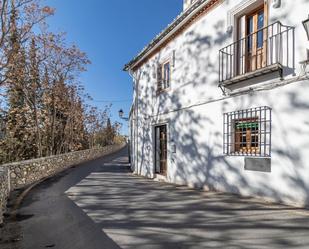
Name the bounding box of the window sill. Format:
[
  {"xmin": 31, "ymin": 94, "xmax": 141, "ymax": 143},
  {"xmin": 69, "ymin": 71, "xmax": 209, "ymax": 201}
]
[{"xmin": 224, "ymin": 153, "xmax": 271, "ymax": 158}]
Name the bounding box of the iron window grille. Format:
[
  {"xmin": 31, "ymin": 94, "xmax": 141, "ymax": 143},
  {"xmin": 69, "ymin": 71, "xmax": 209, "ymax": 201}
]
[{"xmin": 223, "ymin": 106, "xmax": 271, "ymax": 157}]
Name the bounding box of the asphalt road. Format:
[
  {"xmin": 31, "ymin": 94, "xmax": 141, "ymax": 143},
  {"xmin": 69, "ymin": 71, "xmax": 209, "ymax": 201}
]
[
  {"xmin": 9, "ymin": 147, "xmax": 130, "ymax": 249},
  {"xmin": 2, "ymin": 147, "xmax": 309, "ymax": 249}
]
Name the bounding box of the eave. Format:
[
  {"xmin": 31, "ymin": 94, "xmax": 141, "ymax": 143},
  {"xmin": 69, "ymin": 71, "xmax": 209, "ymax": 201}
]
[{"xmin": 123, "ymin": 0, "xmax": 221, "ymax": 72}]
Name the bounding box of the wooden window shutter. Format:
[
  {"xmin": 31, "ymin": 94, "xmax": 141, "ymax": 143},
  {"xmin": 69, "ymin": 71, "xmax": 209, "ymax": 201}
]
[
  {"xmin": 264, "ymin": 0, "xmax": 269, "ymax": 24},
  {"xmin": 157, "ymin": 64, "xmax": 162, "ymax": 91}
]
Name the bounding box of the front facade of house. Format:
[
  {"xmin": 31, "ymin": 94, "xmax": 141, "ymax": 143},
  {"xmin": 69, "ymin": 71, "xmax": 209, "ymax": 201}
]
[{"xmin": 125, "ymin": 0, "xmax": 309, "ymax": 207}]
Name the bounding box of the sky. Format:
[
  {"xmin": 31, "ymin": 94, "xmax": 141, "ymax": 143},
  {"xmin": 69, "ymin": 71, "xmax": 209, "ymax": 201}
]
[{"xmin": 44, "ymin": 0, "xmax": 183, "ymax": 134}]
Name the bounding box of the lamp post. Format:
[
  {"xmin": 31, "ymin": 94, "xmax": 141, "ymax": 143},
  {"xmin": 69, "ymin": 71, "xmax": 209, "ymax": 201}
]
[
  {"xmin": 303, "ymin": 15, "xmax": 309, "ymax": 41},
  {"xmin": 118, "ymin": 109, "xmax": 130, "ymax": 163},
  {"xmin": 118, "ymin": 109, "xmax": 128, "ymax": 121}
]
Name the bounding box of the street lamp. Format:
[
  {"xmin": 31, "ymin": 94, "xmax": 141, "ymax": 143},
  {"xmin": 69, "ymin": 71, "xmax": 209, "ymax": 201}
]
[
  {"xmin": 118, "ymin": 109, "xmax": 124, "ymax": 119},
  {"xmin": 118, "ymin": 109, "xmax": 128, "ymax": 121},
  {"xmin": 118, "ymin": 109, "xmax": 131, "ymax": 163},
  {"xmin": 303, "ymin": 15, "xmax": 309, "ymax": 41}
]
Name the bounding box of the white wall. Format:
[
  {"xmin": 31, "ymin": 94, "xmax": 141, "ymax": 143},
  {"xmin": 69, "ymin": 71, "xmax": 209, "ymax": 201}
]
[{"xmin": 130, "ymin": 0, "xmax": 309, "ymax": 207}]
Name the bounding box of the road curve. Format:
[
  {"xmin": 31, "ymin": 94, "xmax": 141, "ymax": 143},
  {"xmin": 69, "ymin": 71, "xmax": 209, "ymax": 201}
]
[
  {"xmin": 15, "ymin": 147, "xmax": 129, "ymax": 249},
  {"xmin": 5, "ymin": 145, "xmax": 309, "ymax": 249}
]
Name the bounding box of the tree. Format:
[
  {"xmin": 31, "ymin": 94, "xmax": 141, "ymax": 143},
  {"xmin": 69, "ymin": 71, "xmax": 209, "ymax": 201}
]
[
  {"xmin": 104, "ymin": 118, "xmax": 115, "ymax": 145},
  {"xmin": 0, "ymin": 0, "xmax": 54, "ymax": 86},
  {"xmin": 38, "ymin": 32, "xmax": 90, "ymax": 155},
  {"xmin": 0, "ymin": 0, "xmax": 117, "ymax": 164},
  {"xmin": 2, "ymin": 5, "xmax": 31, "ymax": 162}
]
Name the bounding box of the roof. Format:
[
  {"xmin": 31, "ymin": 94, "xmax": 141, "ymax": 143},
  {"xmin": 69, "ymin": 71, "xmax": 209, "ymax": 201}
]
[{"xmin": 123, "ymin": 0, "xmax": 220, "ymax": 72}]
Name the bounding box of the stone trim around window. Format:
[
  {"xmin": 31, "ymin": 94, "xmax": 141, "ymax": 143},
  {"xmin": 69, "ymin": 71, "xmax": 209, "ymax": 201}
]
[
  {"xmin": 157, "ymin": 60, "xmax": 171, "ymax": 94},
  {"xmin": 226, "ymin": 0, "xmax": 262, "ymax": 33}
]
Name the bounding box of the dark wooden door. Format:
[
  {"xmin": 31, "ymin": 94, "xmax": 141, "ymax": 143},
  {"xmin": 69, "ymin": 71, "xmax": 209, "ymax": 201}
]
[{"xmin": 155, "ymin": 125, "xmax": 167, "ymax": 175}]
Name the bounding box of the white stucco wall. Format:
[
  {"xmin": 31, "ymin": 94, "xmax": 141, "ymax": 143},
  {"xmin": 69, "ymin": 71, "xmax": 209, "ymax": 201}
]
[{"xmin": 129, "ymin": 0, "xmax": 309, "ymax": 207}]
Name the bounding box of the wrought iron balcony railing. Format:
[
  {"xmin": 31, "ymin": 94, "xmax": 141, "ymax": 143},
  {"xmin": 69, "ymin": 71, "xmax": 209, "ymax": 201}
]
[{"xmin": 219, "ymin": 21, "xmax": 295, "ymax": 85}]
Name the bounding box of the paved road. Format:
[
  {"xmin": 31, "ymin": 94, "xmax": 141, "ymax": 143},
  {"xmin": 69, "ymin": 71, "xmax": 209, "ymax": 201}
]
[{"xmin": 5, "ymin": 147, "xmax": 309, "ymax": 249}]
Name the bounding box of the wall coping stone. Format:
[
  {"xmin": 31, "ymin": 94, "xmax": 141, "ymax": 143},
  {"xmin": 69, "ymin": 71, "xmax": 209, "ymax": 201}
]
[{"xmin": 0, "ymin": 146, "xmax": 114, "ymax": 168}]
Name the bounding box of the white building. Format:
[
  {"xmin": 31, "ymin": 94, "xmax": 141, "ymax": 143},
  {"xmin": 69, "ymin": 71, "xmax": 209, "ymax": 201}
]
[{"xmin": 124, "ymin": 0, "xmax": 309, "ymax": 207}]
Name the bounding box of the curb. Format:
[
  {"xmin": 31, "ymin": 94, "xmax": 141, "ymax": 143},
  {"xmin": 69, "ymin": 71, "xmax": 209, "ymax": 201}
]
[{"xmin": 10, "ymin": 179, "xmax": 45, "ymax": 220}]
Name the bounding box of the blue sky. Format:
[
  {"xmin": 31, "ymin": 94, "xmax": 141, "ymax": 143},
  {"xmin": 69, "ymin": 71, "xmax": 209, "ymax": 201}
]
[{"xmin": 45, "ymin": 0, "xmax": 182, "ymax": 134}]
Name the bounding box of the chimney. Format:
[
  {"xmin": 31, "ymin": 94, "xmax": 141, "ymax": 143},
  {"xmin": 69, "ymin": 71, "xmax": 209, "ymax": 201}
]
[{"xmin": 183, "ymin": 0, "xmax": 196, "ymax": 11}]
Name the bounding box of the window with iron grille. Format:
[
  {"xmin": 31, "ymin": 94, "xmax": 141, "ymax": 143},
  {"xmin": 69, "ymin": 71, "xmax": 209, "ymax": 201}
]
[{"xmin": 223, "ymin": 106, "xmax": 271, "ymax": 157}]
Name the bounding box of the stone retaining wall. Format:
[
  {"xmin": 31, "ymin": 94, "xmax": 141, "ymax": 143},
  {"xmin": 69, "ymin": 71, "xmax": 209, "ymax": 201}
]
[
  {"xmin": 0, "ymin": 167, "xmax": 9, "ymax": 224},
  {"xmin": 0, "ymin": 143, "xmax": 125, "ymax": 224}
]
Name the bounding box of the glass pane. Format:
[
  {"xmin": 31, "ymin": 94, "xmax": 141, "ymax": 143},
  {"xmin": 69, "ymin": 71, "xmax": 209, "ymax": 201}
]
[
  {"xmin": 247, "ymin": 16, "xmax": 254, "ymax": 34},
  {"xmin": 163, "ymin": 62, "xmax": 170, "ymax": 88},
  {"xmin": 251, "ymin": 133, "xmax": 259, "ymax": 147},
  {"xmin": 257, "ymin": 11, "xmax": 264, "ymax": 48},
  {"xmin": 257, "ymin": 11, "xmax": 264, "ymax": 29},
  {"xmin": 247, "ymin": 16, "xmax": 253, "ymax": 51},
  {"xmin": 235, "ymin": 119, "xmax": 259, "ymax": 153},
  {"xmin": 241, "ymin": 132, "xmax": 247, "ymax": 148}
]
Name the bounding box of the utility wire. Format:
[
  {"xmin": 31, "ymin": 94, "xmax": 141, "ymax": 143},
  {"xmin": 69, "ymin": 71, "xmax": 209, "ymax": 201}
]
[{"xmin": 89, "ymin": 99, "xmax": 132, "ymax": 103}]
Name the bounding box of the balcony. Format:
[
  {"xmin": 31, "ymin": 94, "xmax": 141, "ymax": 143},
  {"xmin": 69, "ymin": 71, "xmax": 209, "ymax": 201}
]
[{"xmin": 219, "ymin": 22, "xmax": 295, "ymax": 86}]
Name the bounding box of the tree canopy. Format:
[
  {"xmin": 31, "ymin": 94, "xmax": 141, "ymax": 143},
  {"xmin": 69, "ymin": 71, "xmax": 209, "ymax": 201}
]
[{"xmin": 0, "ymin": 0, "xmax": 122, "ymax": 163}]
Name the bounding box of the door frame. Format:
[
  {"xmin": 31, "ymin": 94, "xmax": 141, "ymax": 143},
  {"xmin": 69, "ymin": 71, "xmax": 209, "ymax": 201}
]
[{"xmin": 153, "ymin": 123, "xmax": 168, "ymax": 176}]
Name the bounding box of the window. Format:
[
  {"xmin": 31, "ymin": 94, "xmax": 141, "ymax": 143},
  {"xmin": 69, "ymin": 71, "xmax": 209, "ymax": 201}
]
[
  {"xmin": 223, "ymin": 106, "xmax": 271, "ymax": 157},
  {"xmin": 157, "ymin": 60, "xmax": 171, "ymax": 93},
  {"xmin": 234, "ymin": 118, "xmax": 259, "ymax": 154}
]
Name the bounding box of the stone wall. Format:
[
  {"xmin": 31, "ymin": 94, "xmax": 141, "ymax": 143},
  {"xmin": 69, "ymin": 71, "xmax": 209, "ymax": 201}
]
[
  {"xmin": 0, "ymin": 144, "xmax": 125, "ymax": 224},
  {"xmin": 2, "ymin": 144, "xmax": 125, "ymax": 190},
  {"xmin": 0, "ymin": 167, "xmax": 9, "ymax": 224}
]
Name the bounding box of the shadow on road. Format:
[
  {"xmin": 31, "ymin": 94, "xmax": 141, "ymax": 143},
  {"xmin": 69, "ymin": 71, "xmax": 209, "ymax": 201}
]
[
  {"xmin": 2, "ymin": 146, "xmax": 309, "ymax": 249},
  {"xmin": 67, "ymin": 153, "xmax": 309, "ymax": 249}
]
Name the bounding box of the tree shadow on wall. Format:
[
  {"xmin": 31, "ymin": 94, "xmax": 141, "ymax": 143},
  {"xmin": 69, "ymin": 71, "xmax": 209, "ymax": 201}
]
[{"xmin": 133, "ymin": 0, "xmax": 309, "ymax": 218}]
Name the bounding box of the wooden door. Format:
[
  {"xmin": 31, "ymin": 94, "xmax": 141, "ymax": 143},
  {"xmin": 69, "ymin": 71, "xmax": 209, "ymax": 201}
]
[
  {"xmin": 238, "ymin": 2, "xmax": 268, "ymax": 74},
  {"xmin": 246, "ymin": 8, "xmax": 265, "ymax": 72},
  {"xmin": 154, "ymin": 125, "xmax": 167, "ymax": 175}
]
